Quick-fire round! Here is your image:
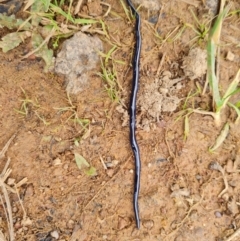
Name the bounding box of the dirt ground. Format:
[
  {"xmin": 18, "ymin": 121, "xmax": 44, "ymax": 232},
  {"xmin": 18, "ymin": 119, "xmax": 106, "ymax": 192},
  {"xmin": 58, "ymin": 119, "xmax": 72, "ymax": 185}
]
[{"xmin": 0, "ymin": 0, "xmax": 240, "ymax": 240}]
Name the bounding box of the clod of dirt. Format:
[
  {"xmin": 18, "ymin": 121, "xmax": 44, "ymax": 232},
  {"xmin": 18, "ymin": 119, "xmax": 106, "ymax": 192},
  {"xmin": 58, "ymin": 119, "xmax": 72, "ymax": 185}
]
[
  {"xmin": 132, "ymin": 0, "xmax": 161, "ymax": 10},
  {"xmin": 87, "ymin": 0, "xmax": 102, "ymax": 16},
  {"xmin": 170, "ymin": 188, "xmax": 190, "ymax": 198},
  {"xmin": 182, "ymin": 47, "xmax": 207, "ymax": 80},
  {"xmin": 54, "ymin": 32, "xmax": 103, "ymax": 94},
  {"xmin": 117, "ymin": 70, "xmax": 182, "ymax": 131},
  {"xmin": 138, "ymin": 71, "xmax": 182, "ymax": 123},
  {"xmin": 227, "ymin": 197, "xmax": 239, "ymax": 215},
  {"xmin": 118, "ymin": 216, "xmax": 131, "ymax": 230},
  {"xmin": 205, "ymin": 0, "xmax": 220, "ymax": 15}
]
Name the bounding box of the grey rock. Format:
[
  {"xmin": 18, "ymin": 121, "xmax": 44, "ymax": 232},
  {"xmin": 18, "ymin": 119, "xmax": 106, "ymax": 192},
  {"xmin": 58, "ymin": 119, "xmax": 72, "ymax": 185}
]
[
  {"xmin": 205, "ymin": 0, "xmax": 220, "ymax": 15},
  {"xmin": 54, "ymin": 32, "xmax": 103, "ymax": 94}
]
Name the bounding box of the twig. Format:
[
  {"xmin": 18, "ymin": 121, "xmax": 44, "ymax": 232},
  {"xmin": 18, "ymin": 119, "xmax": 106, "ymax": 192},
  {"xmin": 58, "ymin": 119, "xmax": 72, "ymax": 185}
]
[
  {"xmin": 0, "ymin": 158, "xmax": 14, "ymax": 241},
  {"xmin": 0, "ymin": 134, "xmax": 16, "ymax": 159},
  {"xmin": 74, "ymin": 0, "xmax": 83, "ymax": 15},
  {"xmin": 100, "ymin": 2, "xmax": 111, "ymax": 17},
  {"xmin": 156, "ymin": 52, "xmax": 166, "ymax": 76},
  {"xmin": 164, "ymin": 128, "xmax": 176, "ymax": 159},
  {"xmin": 225, "ymin": 228, "xmax": 240, "ymax": 241},
  {"xmin": 154, "ymin": 5, "xmax": 164, "ymax": 31},
  {"xmin": 209, "ymin": 161, "xmax": 229, "ymax": 198},
  {"xmin": 99, "ymin": 156, "xmax": 107, "ymax": 170},
  {"xmin": 176, "ymin": 0, "xmax": 200, "ymax": 8}
]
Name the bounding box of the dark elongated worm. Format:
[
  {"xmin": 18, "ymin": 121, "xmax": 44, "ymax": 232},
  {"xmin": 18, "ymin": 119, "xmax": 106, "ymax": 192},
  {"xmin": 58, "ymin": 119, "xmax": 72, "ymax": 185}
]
[{"xmin": 125, "ymin": 0, "xmax": 142, "ymax": 229}]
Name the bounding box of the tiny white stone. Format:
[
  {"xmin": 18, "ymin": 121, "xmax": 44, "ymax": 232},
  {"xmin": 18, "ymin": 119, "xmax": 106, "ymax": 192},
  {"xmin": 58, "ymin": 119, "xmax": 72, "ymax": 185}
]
[
  {"xmin": 53, "ymin": 158, "xmax": 62, "ymax": 166},
  {"xmin": 226, "ymin": 51, "xmax": 235, "ymax": 61},
  {"xmin": 7, "ymin": 178, "xmax": 15, "ymax": 186},
  {"xmin": 51, "ymin": 230, "xmax": 59, "ymax": 239}
]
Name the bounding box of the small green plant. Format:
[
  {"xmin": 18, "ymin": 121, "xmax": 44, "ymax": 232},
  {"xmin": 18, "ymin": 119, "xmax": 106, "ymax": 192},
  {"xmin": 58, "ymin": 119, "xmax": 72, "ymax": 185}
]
[
  {"xmin": 154, "ymin": 24, "xmax": 187, "ymax": 46},
  {"xmin": 54, "ymin": 93, "xmax": 90, "ymax": 135},
  {"xmin": 0, "ymin": 0, "xmax": 98, "ymax": 71},
  {"xmin": 74, "ymin": 153, "xmax": 97, "ymax": 176},
  {"xmin": 185, "ymin": 9, "xmax": 212, "ymax": 44},
  {"xmin": 14, "ymin": 88, "xmax": 39, "ymax": 116},
  {"xmin": 192, "ymin": 3, "xmax": 240, "ymax": 126},
  {"xmin": 98, "ymin": 46, "xmax": 125, "ymax": 102}
]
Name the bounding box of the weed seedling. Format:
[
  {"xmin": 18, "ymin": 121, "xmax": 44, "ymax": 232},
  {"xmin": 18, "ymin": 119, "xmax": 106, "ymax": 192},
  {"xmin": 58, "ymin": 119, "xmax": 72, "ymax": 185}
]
[
  {"xmin": 191, "ymin": 2, "xmax": 240, "ymax": 126},
  {"xmin": 14, "ymin": 88, "xmax": 39, "ymax": 116},
  {"xmin": 54, "ymin": 93, "xmax": 90, "ymax": 133},
  {"xmin": 98, "ymin": 46, "xmax": 123, "ymax": 102},
  {"xmin": 185, "ymin": 9, "xmax": 212, "ymax": 44}
]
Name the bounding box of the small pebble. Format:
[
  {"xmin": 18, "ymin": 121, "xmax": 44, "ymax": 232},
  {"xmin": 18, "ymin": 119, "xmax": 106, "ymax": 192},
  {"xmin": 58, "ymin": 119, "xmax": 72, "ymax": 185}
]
[
  {"xmin": 67, "ymin": 219, "xmax": 75, "ymax": 229},
  {"xmin": 53, "ymin": 158, "xmax": 62, "ymax": 165},
  {"xmin": 14, "ymin": 222, "xmax": 22, "ymax": 230},
  {"xmin": 142, "ymin": 220, "xmax": 154, "ymax": 230},
  {"xmin": 12, "ymin": 206, "xmax": 18, "ymax": 213},
  {"xmin": 148, "ymin": 15, "xmax": 158, "ymax": 24},
  {"xmin": 148, "ymin": 163, "xmax": 152, "ymax": 168},
  {"xmin": 162, "ymin": 70, "xmax": 172, "ymax": 78},
  {"xmin": 21, "ymin": 217, "xmax": 33, "ymax": 227},
  {"xmin": 63, "ymin": 164, "xmax": 69, "ymax": 170},
  {"xmin": 214, "ymin": 211, "xmax": 222, "ymax": 218},
  {"xmin": 102, "ymin": 235, "xmax": 108, "ymax": 240},
  {"xmin": 129, "ymin": 169, "xmax": 133, "ymax": 174},
  {"xmin": 51, "ymin": 230, "xmax": 59, "ymax": 239},
  {"xmin": 195, "ymin": 174, "xmax": 202, "ymax": 180},
  {"xmin": 118, "ymin": 216, "xmax": 131, "ymax": 230},
  {"xmin": 226, "ymin": 51, "xmax": 235, "ymax": 61},
  {"xmin": 106, "ymin": 169, "xmax": 114, "ymax": 177},
  {"xmin": 7, "ymin": 178, "xmax": 15, "ymax": 186},
  {"xmin": 190, "ymin": 210, "xmax": 198, "ymax": 220}
]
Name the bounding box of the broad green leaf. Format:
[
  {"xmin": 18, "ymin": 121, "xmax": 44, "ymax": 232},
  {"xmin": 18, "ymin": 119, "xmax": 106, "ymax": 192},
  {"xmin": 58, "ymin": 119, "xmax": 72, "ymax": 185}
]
[
  {"xmin": 0, "ymin": 31, "xmax": 31, "ymax": 52},
  {"xmin": 0, "ymin": 14, "xmax": 31, "ymax": 30},
  {"xmin": 85, "ymin": 166, "xmax": 97, "ymax": 176},
  {"xmin": 31, "ymin": 32, "xmax": 53, "ymax": 72},
  {"xmin": 74, "ymin": 153, "xmax": 90, "ymax": 170},
  {"xmin": 31, "ymin": 0, "xmax": 46, "ymax": 27},
  {"xmin": 221, "ymin": 69, "xmax": 240, "ymax": 108}
]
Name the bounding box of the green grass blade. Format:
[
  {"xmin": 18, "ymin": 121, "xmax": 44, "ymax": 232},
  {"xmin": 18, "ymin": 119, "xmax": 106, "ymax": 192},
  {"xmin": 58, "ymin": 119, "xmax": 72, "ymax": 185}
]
[
  {"xmin": 207, "ymin": 39, "xmax": 221, "ymax": 105},
  {"xmin": 228, "ymin": 102, "xmax": 240, "ymax": 124},
  {"xmin": 49, "ymin": 3, "xmax": 74, "ymax": 23},
  {"xmin": 209, "ymin": 122, "xmax": 229, "ymax": 152},
  {"xmin": 221, "ymin": 69, "xmax": 240, "ymax": 108}
]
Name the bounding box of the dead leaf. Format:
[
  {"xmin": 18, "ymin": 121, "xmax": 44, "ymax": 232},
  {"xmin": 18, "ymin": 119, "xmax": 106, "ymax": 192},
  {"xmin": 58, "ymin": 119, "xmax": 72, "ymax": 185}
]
[{"xmin": 74, "ymin": 153, "xmax": 90, "ymax": 170}]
